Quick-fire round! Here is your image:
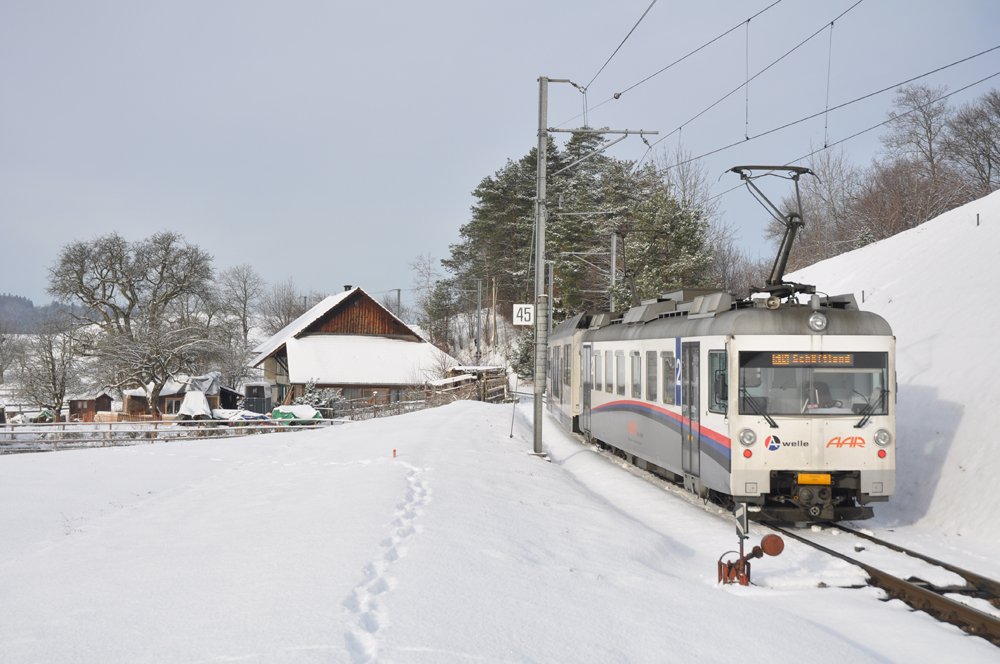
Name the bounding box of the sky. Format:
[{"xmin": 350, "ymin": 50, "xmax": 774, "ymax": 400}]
[
  {"xmin": 2, "ymin": 190, "xmax": 1000, "ymax": 661},
  {"xmin": 2, "ymin": 1, "xmax": 1000, "ymax": 308}
]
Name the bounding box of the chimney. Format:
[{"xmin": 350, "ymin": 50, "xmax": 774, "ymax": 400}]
[{"xmin": 344, "ymin": 284, "xmax": 353, "ymax": 291}]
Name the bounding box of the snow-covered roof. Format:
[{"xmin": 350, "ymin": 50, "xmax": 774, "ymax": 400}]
[
  {"xmin": 285, "ymin": 335, "xmax": 455, "ymax": 386},
  {"xmin": 251, "ymin": 290, "xmax": 355, "ymax": 360},
  {"xmin": 122, "ymin": 372, "xmax": 227, "ymax": 398},
  {"xmin": 251, "ymin": 287, "xmax": 421, "ymax": 365}
]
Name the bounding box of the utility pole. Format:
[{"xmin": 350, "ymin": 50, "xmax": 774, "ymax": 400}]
[
  {"xmin": 531, "ymin": 75, "xmax": 656, "ymax": 457},
  {"xmin": 610, "ymin": 232, "xmax": 617, "ymax": 313},
  {"xmin": 547, "ymin": 260, "xmax": 554, "ymax": 335},
  {"xmin": 533, "ymin": 76, "xmax": 556, "ymax": 456},
  {"xmin": 476, "ymin": 278, "xmax": 482, "ymax": 364}
]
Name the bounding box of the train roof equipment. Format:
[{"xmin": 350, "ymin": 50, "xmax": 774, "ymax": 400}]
[{"xmin": 730, "ymin": 164, "xmax": 816, "ymax": 300}]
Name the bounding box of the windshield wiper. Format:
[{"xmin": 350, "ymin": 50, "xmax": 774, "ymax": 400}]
[
  {"xmin": 855, "ymin": 389, "xmax": 888, "ymax": 428},
  {"xmin": 741, "ymin": 387, "xmax": 778, "ymax": 428}
]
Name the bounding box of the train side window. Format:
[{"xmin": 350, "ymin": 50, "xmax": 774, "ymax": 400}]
[
  {"xmin": 594, "ymin": 352, "xmax": 602, "ymax": 391},
  {"xmin": 661, "ymin": 351, "xmax": 676, "ymax": 405},
  {"xmin": 630, "ymin": 352, "xmax": 642, "ymax": 398},
  {"xmin": 551, "ymin": 349, "xmax": 561, "ymax": 399},
  {"xmin": 615, "ymin": 351, "xmax": 626, "ymax": 396},
  {"xmin": 646, "ymin": 350, "xmax": 657, "ymax": 401},
  {"xmin": 605, "ymin": 350, "xmax": 614, "ymax": 393},
  {"xmin": 709, "ymin": 350, "xmax": 728, "ymax": 413},
  {"xmin": 562, "ymin": 344, "xmax": 571, "ymax": 387}
]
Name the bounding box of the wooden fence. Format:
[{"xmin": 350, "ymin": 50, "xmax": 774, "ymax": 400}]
[{"xmin": 0, "ymin": 419, "xmax": 339, "ymax": 455}]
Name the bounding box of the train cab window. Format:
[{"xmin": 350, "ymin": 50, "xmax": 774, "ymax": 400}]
[
  {"xmin": 615, "ymin": 351, "xmax": 626, "ymax": 396},
  {"xmin": 709, "ymin": 350, "xmax": 727, "ymax": 414},
  {"xmin": 661, "ymin": 351, "xmax": 676, "ymax": 405},
  {"xmin": 738, "ymin": 351, "xmax": 889, "ymax": 416},
  {"xmin": 646, "ymin": 350, "xmax": 657, "ymax": 401},
  {"xmin": 630, "ymin": 352, "xmax": 642, "ymax": 398},
  {"xmin": 605, "ymin": 351, "xmax": 614, "ymax": 393},
  {"xmin": 594, "ymin": 352, "xmax": 602, "ymax": 392}
]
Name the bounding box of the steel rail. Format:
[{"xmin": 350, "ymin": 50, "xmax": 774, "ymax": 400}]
[
  {"xmin": 828, "ymin": 523, "xmax": 1000, "ymax": 601},
  {"xmin": 769, "ymin": 524, "xmax": 1000, "ymax": 647}
]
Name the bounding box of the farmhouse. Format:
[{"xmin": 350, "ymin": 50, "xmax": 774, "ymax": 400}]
[{"xmin": 251, "ymin": 287, "xmax": 457, "ymax": 404}]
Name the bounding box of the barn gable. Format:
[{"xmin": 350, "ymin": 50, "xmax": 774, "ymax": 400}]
[{"xmin": 301, "ymin": 289, "xmax": 420, "ymax": 340}]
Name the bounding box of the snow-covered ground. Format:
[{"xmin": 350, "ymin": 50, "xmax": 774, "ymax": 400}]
[
  {"xmin": 2, "ymin": 193, "xmax": 1000, "ymax": 662},
  {"xmin": 0, "ymin": 399, "xmax": 995, "ymax": 662}
]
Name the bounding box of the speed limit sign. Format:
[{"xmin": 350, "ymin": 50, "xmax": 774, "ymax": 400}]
[{"xmin": 513, "ymin": 304, "xmax": 535, "ymax": 326}]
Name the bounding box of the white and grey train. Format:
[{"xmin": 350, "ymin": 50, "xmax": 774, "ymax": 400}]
[{"xmin": 546, "ymin": 166, "xmax": 896, "ymax": 522}]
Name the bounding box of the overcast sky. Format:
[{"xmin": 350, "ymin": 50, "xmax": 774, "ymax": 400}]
[{"xmin": 2, "ymin": 1, "xmax": 999, "ymax": 307}]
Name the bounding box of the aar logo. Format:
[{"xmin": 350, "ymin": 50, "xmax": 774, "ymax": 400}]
[
  {"xmin": 765, "ymin": 435, "xmax": 781, "ymax": 451},
  {"xmin": 827, "ymin": 436, "xmax": 866, "ymax": 448}
]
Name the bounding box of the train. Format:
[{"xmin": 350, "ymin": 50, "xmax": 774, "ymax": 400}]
[{"xmin": 545, "ymin": 166, "xmax": 896, "ymax": 523}]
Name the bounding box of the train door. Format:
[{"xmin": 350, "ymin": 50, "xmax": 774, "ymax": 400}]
[
  {"xmin": 581, "ymin": 343, "xmax": 592, "ymax": 433},
  {"xmin": 681, "ymin": 342, "xmax": 701, "ymax": 477}
]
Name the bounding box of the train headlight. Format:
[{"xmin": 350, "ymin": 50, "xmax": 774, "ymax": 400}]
[
  {"xmin": 874, "ymin": 429, "xmax": 892, "ymax": 447},
  {"xmin": 739, "ymin": 428, "xmax": 757, "ymax": 447},
  {"xmin": 808, "ymin": 311, "xmax": 828, "ymax": 332}
]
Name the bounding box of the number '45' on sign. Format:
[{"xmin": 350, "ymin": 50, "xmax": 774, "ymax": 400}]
[{"xmin": 513, "ymin": 304, "xmax": 534, "ymax": 326}]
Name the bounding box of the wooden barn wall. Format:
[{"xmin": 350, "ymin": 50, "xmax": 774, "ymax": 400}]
[{"xmin": 306, "ymin": 292, "xmax": 418, "ymax": 339}]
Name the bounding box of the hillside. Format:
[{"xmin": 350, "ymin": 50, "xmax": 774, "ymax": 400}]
[{"xmin": 789, "ymin": 189, "xmax": 1000, "ymax": 554}]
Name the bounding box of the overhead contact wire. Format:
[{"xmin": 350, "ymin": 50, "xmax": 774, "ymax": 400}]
[
  {"xmin": 585, "ymin": 0, "xmax": 658, "ymax": 91},
  {"xmin": 641, "ymin": 0, "xmax": 866, "ymax": 164},
  {"xmin": 665, "ymin": 43, "xmax": 1000, "ymax": 173}
]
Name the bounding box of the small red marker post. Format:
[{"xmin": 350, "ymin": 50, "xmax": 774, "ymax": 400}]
[{"xmin": 392, "ymin": 448, "xmax": 397, "ymax": 458}]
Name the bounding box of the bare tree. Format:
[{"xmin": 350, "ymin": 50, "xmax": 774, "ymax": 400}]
[
  {"xmin": 218, "ymin": 264, "xmax": 265, "ymax": 344},
  {"xmin": 657, "ymin": 145, "xmax": 720, "ymax": 221},
  {"xmin": 848, "ymin": 157, "xmax": 968, "ymax": 245},
  {"xmin": 14, "ymin": 316, "xmax": 83, "ymax": 420},
  {"xmin": 48, "ymin": 231, "xmax": 216, "ymax": 418},
  {"xmin": 258, "ymin": 278, "xmax": 308, "ymax": 336},
  {"xmin": 0, "ymin": 320, "xmax": 24, "ymax": 385},
  {"xmin": 882, "ymin": 84, "xmax": 952, "ymax": 179},
  {"xmin": 49, "ymin": 231, "xmax": 214, "ymax": 336},
  {"xmin": 944, "ymin": 89, "xmax": 1000, "ymax": 196}
]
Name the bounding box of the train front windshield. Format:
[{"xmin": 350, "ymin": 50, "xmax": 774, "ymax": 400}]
[{"xmin": 738, "ymin": 351, "xmax": 889, "ymax": 417}]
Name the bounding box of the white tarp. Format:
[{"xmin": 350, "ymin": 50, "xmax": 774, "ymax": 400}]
[{"xmin": 177, "ymin": 391, "xmax": 211, "ymax": 419}]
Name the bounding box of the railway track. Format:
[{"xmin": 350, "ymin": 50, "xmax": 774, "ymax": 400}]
[
  {"xmin": 573, "ymin": 433, "xmax": 1000, "ymax": 646},
  {"xmin": 763, "ymin": 521, "xmax": 1000, "ymax": 646}
]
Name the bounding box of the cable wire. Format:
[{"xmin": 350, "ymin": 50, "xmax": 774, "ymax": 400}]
[
  {"xmin": 640, "ymin": 0, "xmax": 866, "ymax": 165},
  {"xmin": 585, "ymin": 0, "xmax": 658, "ymax": 91},
  {"xmin": 614, "ymin": 0, "xmax": 784, "ymax": 99},
  {"xmin": 556, "ymin": 0, "xmax": 784, "ymax": 128},
  {"xmin": 664, "ymin": 45, "xmax": 1000, "ymax": 173},
  {"xmin": 705, "ymin": 68, "xmax": 1000, "ymax": 204}
]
